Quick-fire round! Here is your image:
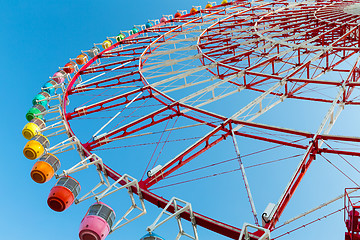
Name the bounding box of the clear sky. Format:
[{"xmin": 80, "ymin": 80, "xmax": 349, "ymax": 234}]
[
  {"xmin": 2, "ymin": 1, "xmax": 360, "ymax": 240},
  {"xmin": 2, "ymin": 1, "xmax": 228, "ymax": 239}
]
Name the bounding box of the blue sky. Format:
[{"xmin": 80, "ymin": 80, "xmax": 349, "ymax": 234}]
[
  {"xmin": 2, "ymin": 1, "xmax": 360, "ymax": 240},
  {"xmin": 1, "ymin": 1, "xmax": 228, "ymax": 239},
  {"xmin": 1, "ymin": 1, "xmax": 213, "ymax": 239}
]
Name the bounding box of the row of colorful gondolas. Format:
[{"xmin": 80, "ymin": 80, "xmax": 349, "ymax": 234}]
[{"xmin": 21, "ymin": 2, "xmax": 228, "ymax": 240}]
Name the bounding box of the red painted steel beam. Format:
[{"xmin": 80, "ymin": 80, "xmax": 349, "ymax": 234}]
[
  {"xmin": 142, "ymin": 130, "xmax": 229, "ymax": 188},
  {"xmin": 179, "ymin": 102, "xmax": 311, "ymax": 138},
  {"xmin": 81, "ymin": 57, "xmax": 140, "ymax": 75},
  {"xmin": 147, "ymin": 25, "xmax": 182, "ymax": 33},
  {"xmin": 319, "ymin": 134, "xmax": 360, "ymax": 142},
  {"xmin": 199, "ymin": 35, "xmax": 252, "ymax": 49},
  {"xmin": 244, "ymin": 86, "xmax": 335, "ymax": 104},
  {"xmin": 320, "ymin": 148, "xmax": 360, "ymax": 157},
  {"xmin": 101, "ymin": 45, "xmax": 149, "ymax": 58},
  {"xmin": 66, "ymin": 86, "xmax": 154, "ymax": 120},
  {"xmin": 69, "ymin": 72, "xmax": 142, "ymax": 95},
  {"xmin": 268, "ymin": 146, "xmax": 316, "ymax": 229},
  {"xmin": 232, "ymin": 131, "xmax": 308, "ymax": 150},
  {"xmin": 137, "ymin": 112, "xmax": 314, "ymax": 188},
  {"xmin": 84, "ymin": 103, "xmax": 182, "ymax": 150}
]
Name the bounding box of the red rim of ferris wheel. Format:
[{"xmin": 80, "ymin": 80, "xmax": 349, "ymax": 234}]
[
  {"xmin": 61, "ymin": 0, "xmax": 360, "ymax": 239},
  {"xmin": 62, "ymin": 2, "xmax": 249, "ymax": 239}
]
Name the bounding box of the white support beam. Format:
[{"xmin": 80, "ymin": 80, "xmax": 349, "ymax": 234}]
[
  {"xmin": 239, "ymin": 223, "xmax": 270, "ymax": 240},
  {"xmin": 108, "ymin": 174, "xmax": 147, "ymax": 232},
  {"xmin": 39, "ymin": 120, "xmax": 67, "ymax": 138},
  {"xmin": 231, "ymin": 130, "xmax": 259, "ymax": 226},
  {"xmin": 92, "ymin": 91, "xmax": 143, "ymax": 139},
  {"xmin": 147, "ymin": 197, "xmax": 198, "ymax": 240},
  {"xmin": 75, "ymin": 60, "xmax": 132, "ymax": 88},
  {"xmin": 142, "ymin": 54, "xmax": 202, "ymax": 72},
  {"xmin": 282, "ymin": 189, "xmax": 359, "ymax": 226},
  {"xmin": 147, "ymin": 45, "xmax": 198, "ymax": 58},
  {"xmin": 47, "ymin": 136, "xmax": 80, "ymax": 154},
  {"xmin": 58, "ymin": 154, "xmax": 103, "ymax": 178}
]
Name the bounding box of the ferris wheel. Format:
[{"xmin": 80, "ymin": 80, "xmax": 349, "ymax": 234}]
[{"xmin": 22, "ymin": 0, "xmax": 360, "ymax": 239}]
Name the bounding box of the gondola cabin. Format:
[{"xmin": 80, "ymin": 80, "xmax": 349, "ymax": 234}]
[
  {"xmin": 63, "ymin": 61, "xmax": 76, "ymax": 74},
  {"xmin": 102, "ymin": 39, "xmax": 112, "ymax": 50},
  {"xmin": 32, "ymin": 91, "xmax": 50, "ymax": 107},
  {"xmin": 23, "ymin": 134, "xmax": 49, "ymax": 160},
  {"xmin": 76, "ymin": 53, "xmax": 88, "ymax": 65},
  {"xmin": 116, "ymin": 33, "xmax": 126, "ymax": 42},
  {"xmin": 22, "ymin": 117, "xmax": 46, "ymax": 140},
  {"xmin": 190, "ymin": 7, "xmax": 198, "ymax": 14},
  {"xmin": 52, "ymin": 70, "xmax": 67, "ymax": 84},
  {"xmin": 42, "ymin": 80, "xmax": 57, "ymax": 95},
  {"xmin": 47, "ymin": 176, "xmax": 81, "ymax": 212},
  {"xmin": 145, "ymin": 22, "xmax": 153, "ymax": 28},
  {"xmin": 79, "ymin": 202, "xmax": 116, "ymax": 240},
  {"xmin": 87, "ymin": 46, "xmax": 100, "ymax": 58},
  {"xmin": 131, "ymin": 27, "xmax": 140, "ymax": 34},
  {"xmin": 26, "ymin": 104, "xmax": 47, "ymax": 122},
  {"xmin": 31, "ymin": 153, "xmax": 60, "ymax": 183},
  {"xmin": 140, "ymin": 232, "xmax": 165, "ymax": 240}
]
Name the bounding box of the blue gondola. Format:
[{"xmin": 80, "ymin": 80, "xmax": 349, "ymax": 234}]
[{"xmin": 140, "ymin": 232, "xmax": 165, "ymax": 240}]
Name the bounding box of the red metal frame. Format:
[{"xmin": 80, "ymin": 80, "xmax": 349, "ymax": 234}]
[
  {"xmin": 59, "ymin": 1, "xmax": 360, "ymax": 239},
  {"xmin": 345, "ymin": 189, "xmax": 360, "ymax": 240}
]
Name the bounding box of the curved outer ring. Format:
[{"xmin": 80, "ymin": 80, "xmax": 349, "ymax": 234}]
[{"xmin": 60, "ymin": 1, "xmax": 288, "ymax": 239}]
